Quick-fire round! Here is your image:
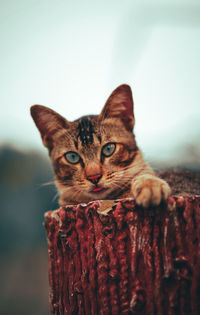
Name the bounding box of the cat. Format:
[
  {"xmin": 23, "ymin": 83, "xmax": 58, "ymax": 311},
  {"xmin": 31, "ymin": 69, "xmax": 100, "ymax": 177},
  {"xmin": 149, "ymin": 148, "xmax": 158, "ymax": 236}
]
[{"xmin": 30, "ymin": 84, "xmax": 171, "ymax": 207}]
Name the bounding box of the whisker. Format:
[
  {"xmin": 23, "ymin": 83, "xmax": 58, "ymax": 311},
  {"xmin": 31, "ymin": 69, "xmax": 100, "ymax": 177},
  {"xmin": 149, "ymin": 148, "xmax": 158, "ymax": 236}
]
[
  {"xmin": 52, "ymin": 191, "xmax": 59, "ymax": 203},
  {"xmin": 39, "ymin": 180, "xmax": 55, "ymax": 187}
]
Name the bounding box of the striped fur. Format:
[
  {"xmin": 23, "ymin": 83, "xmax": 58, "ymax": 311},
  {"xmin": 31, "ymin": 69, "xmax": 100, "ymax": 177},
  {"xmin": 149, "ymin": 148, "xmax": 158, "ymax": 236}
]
[{"xmin": 31, "ymin": 84, "xmax": 171, "ymax": 207}]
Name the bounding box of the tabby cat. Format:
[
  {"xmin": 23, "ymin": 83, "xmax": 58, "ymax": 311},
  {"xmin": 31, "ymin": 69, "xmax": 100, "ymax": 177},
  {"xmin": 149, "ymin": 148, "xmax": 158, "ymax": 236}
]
[{"xmin": 31, "ymin": 84, "xmax": 171, "ymax": 207}]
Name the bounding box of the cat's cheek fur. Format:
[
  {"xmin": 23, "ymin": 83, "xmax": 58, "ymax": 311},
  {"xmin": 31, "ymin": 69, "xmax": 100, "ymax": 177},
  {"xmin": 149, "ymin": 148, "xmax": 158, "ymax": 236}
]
[{"xmin": 131, "ymin": 174, "xmax": 171, "ymax": 208}]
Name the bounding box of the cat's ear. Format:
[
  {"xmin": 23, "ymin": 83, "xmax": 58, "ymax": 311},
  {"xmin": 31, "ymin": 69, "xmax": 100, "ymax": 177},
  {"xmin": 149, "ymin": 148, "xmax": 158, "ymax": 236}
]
[
  {"xmin": 30, "ymin": 105, "xmax": 70, "ymax": 148},
  {"xmin": 100, "ymin": 84, "xmax": 135, "ymax": 131}
]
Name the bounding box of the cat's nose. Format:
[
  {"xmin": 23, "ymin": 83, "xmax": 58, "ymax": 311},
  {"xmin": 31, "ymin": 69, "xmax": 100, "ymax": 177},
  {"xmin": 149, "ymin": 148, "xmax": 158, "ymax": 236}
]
[{"xmin": 87, "ymin": 174, "xmax": 102, "ymax": 184}]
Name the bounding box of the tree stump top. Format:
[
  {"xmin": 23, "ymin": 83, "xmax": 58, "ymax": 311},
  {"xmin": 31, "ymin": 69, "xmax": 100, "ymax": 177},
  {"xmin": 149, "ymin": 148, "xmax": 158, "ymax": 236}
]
[{"xmin": 45, "ymin": 196, "xmax": 200, "ymax": 315}]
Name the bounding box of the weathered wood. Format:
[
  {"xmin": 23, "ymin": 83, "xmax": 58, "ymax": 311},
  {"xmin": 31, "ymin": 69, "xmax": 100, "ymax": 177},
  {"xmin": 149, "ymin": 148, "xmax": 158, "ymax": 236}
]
[{"xmin": 45, "ymin": 196, "xmax": 200, "ymax": 314}]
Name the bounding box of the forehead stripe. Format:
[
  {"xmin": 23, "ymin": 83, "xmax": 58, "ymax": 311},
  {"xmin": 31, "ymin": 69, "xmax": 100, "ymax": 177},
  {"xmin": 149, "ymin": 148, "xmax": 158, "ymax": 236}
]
[{"xmin": 77, "ymin": 117, "xmax": 94, "ymax": 145}]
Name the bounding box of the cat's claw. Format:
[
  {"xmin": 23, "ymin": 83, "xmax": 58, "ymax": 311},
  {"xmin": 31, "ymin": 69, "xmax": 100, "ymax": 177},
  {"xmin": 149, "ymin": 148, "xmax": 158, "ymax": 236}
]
[{"xmin": 131, "ymin": 174, "xmax": 171, "ymax": 208}]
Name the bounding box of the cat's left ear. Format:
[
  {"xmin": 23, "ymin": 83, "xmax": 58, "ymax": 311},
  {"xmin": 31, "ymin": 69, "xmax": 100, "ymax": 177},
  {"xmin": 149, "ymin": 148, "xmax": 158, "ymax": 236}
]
[{"xmin": 100, "ymin": 84, "xmax": 135, "ymax": 131}]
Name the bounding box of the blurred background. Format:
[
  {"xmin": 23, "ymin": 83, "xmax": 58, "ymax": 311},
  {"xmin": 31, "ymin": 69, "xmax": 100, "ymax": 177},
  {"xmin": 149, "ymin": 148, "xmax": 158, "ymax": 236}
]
[{"xmin": 1, "ymin": 0, "xmax": 200, "ymax": 314}]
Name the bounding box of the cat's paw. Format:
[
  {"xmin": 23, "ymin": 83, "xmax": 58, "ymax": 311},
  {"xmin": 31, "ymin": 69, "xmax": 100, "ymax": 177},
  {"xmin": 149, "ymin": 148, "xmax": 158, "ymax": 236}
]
[{"xmin": 131, "ymin": 174, "xmax": 171, "ymax": 208}]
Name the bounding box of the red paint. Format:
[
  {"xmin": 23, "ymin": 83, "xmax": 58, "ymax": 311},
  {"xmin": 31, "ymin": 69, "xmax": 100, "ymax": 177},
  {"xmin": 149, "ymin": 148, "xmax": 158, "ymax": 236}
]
[{"xmin": 45, "ymin": 196, "xmax": 200, "ymax": 314}]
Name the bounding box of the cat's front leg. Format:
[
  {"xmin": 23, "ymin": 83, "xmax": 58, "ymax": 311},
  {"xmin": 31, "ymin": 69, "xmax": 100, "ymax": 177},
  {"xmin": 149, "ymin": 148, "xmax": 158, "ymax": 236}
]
[{"xmin": 131, "ymin": 174, "xmax": 171, "ymax": 208}]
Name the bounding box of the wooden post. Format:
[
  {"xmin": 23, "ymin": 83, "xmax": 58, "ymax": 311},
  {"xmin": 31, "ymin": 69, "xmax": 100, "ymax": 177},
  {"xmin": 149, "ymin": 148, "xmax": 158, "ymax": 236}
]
[{"xmin": 45, "ymin": 196, "xmax": 200, "ymax": 315}]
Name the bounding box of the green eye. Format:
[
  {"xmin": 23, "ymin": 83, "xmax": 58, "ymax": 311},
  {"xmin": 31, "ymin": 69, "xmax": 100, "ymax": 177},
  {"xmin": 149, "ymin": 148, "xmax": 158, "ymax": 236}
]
[
  {"xmin": 65, "ymin": 151, "xmax": 80, "ymax": 164},
  {"xmin": 102, "ymin": 143, "xmax": 116, "ymax": 157}
]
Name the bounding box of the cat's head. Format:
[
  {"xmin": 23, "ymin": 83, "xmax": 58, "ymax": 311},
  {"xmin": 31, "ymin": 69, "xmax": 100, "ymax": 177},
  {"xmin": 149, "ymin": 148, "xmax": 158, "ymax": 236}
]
[{"xmin": 31, "ymin": 84, "xmax": 138, "ymax": 204}]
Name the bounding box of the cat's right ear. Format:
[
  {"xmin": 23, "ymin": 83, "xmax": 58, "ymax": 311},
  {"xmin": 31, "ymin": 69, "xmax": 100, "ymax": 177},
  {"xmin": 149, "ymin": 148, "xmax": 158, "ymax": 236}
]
[
  {"xmin": 100, "ymin": 84, "xmax": 135, "ymax": 131},
  {"xmin": 30, "ymin": 105, "xmax": 70, "ymax": 148}
]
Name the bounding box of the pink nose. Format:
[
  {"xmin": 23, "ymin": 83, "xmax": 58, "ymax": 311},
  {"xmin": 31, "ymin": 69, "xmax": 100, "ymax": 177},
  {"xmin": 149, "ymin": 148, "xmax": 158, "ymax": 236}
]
[{"xmin": 87, "ymin": 174, "xmax": 102, "ymax": 184}]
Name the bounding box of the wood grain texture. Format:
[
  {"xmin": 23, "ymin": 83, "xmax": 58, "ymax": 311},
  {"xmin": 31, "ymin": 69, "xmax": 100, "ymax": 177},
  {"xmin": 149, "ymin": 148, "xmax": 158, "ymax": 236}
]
[{"xmin": 45, "ymin": 196, "xmax": 200, "ymax": 315}]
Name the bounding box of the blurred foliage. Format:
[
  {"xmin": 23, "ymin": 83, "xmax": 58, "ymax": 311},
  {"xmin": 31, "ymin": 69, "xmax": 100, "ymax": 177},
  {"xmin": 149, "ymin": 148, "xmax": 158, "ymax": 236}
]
[
  {"xmin": 0, "ymin": 145, "xmax": 58, "ymax": 253},
  {"xmin": 0, "ymin": 145, "xmax": 58, "ymax": 315}
]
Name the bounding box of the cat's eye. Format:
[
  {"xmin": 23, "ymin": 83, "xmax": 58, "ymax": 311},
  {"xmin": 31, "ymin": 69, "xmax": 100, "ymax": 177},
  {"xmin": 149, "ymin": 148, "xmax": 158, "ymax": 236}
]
[
  {"xmin": 65, "ymin": 151, "xmax": 80, "ymax": 164},
  {"xmin": 102, "ymin": 143, "xmax": 116, "ymax": 157}
]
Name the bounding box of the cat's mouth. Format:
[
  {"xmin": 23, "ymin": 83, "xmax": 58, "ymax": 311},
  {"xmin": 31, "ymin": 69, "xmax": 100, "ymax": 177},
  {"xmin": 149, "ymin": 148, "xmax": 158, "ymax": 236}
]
[{"xmin": 90, "ymin": 186, "xmax": 107, "ymax": 193}]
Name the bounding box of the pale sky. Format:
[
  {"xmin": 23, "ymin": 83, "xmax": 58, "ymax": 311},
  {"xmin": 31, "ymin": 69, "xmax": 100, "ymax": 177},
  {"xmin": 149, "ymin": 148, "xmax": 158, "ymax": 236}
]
[{"xmin": 1, "ymin": 0, "xmax": 200, "ymax": 162}]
